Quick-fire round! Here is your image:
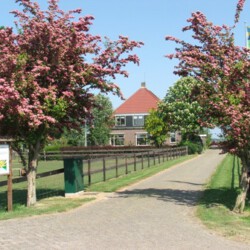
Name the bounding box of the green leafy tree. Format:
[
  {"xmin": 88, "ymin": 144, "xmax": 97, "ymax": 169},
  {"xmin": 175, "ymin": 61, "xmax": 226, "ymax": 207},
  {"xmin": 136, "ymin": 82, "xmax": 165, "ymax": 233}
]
[
  {"xmin": 158, "ymin": 77, "xmax": 202, "ymax": 134},
  {"xmin": 88, "ymin": 94, "xmax": 114, "ymax": 146},
  {"xmin": 64, "ymin": 128, "xmax": 86, "ymax": 146},
  {"xmin": 158, "ymin": 77, "xmax": 205, "ymax": 153},
  {"xmin": 145, "ymin": 109, "xmax": 169, "ymax": 147}
]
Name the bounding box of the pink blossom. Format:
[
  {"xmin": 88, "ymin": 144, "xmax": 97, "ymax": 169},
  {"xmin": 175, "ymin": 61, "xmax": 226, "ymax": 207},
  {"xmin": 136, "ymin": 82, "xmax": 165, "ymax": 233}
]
[{"xmin": 0, "ymin": 0, "xmax": 143, "ymax": 148}]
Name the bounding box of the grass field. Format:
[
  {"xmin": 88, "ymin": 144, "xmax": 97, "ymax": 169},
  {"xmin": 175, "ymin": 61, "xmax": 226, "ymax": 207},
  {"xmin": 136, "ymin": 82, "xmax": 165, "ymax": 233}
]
[{"xmin": 197, "ymin": 154, "xmax": 250, "ymax": 243}]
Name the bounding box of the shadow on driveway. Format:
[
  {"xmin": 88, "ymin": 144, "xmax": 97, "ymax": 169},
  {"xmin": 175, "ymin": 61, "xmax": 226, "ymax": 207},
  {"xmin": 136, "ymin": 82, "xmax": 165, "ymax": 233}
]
[
  {"xmin": 116, "ymin": 188, "xmax": 203, "ymax": 207},
  {"xmin": 115, "ymin": 186, "xmax": 238, "ymax": 210}
]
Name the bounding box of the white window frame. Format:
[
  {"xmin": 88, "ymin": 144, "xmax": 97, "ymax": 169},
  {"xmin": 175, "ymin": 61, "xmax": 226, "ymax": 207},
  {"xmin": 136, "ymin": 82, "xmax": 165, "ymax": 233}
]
[
  {"xmin": 136, "ymin": 133, "xmax": 149, "ymax": 146},
  {"xmin": 110, "ymin": 134, "xmax": 125, "ymax": 146},
  {"xmin": 133, "ymin": 115, "xmax": 144, "ymax": 127},
  {"xmin": 115, "ymin": 116, "xmax": 126, "ymax": 126},
  {"xmin": 170, "ymin": 132, "xmax": 176, "ymax": 143}
]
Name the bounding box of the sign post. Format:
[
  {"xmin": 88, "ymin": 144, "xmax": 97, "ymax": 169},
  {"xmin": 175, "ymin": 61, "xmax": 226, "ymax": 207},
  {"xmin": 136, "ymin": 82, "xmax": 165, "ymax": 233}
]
[
  {"xmin": 7, "ymin": 147, "xmax": 12, "ymax": 211},
  {"xmin": 0, "ymin": 139, "xmax": 14, "ymax": 211}
]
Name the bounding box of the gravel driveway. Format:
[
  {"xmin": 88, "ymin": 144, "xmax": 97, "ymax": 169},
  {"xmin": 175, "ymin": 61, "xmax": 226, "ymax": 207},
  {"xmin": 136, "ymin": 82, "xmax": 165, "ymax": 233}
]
[{"xmin": 0, "ymin": 149, "xmax": 249, "ymax": 250}]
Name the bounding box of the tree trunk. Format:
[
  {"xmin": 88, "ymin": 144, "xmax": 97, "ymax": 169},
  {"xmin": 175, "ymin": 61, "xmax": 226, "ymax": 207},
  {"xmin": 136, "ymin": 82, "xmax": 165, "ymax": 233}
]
[
  {"xmin": 26, "ymin": 141, "xmax": 41, "ymax": 207},
  {"xmin": 233, "ymin": 153, "xmax": 250, "ymax": 213},
  {"xmin": 27, "ymin": 161, "xmax": 37, "ymax": 207}
]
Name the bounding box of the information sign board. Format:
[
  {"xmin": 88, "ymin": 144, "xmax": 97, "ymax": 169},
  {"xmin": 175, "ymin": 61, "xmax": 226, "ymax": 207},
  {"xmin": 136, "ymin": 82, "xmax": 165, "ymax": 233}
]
[{"xmin": 0, "ymin": 145, "xmax": 9, "ymax": 175}]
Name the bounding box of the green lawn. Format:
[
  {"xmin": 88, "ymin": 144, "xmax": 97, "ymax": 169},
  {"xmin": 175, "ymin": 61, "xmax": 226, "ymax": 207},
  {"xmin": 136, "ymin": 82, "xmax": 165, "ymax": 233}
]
[{"xmin": 197, "ymin": 154, "xmax": 250, "ymax": 243}]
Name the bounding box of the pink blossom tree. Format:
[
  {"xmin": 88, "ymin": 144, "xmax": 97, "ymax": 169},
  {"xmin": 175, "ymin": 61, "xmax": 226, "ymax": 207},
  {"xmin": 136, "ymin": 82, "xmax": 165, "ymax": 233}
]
[
  {"xmin": 0, "ymin": 0, "xmax": 143, "ymax": 206},
  {"xmin": 166, "ymin": 0, "xmax": 250, "ymax": 212}
]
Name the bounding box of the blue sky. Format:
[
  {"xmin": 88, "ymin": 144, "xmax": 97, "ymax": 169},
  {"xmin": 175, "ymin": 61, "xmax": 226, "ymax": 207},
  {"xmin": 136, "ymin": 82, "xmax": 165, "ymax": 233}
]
[{"xmin": 1, "ymin": 0, "xmax": 250, "ymax": 138}]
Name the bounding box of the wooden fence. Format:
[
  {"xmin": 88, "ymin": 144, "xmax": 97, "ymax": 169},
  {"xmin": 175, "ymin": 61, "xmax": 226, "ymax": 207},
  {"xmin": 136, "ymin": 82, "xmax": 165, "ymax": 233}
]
[
  {"xmin": 82, "ymin": 146, "xmax": 187, "ymax": 185},
  {"xmin": 0, "ymin": 146, "xmax": 188, "ymax": 188}
]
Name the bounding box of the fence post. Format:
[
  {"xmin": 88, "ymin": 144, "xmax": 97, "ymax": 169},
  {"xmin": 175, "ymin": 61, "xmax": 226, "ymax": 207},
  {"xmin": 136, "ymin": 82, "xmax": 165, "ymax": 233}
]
[
  {"xmin": 88, "ymin": 158, "xmax": 91, "ymax": 186},
  {"xmin": 153, "ymin": 151, "xmax": 156, "ymax": 165},
  {"xmin": 141, "ymin": 153, "xmax": 144, "ymax": 169},
  {"xmin": 148, "ymin": 152, "xmax": 150, "ymax": 167},
  {"xmin": 7, "ymin": 146, "xmax": 13, "ymax": 211},
  {"xmin": 125, "ymin": 155, "xmax": 128, "ymax": 174},
  {"xmin": 116, "ymin": 156, "xmax": 118, "ymax": 177},
  {"xmin": 43, "ymin": 150, "xmax": 47, "ymax": 162},
  {"xmin": 134, "ymin": 153, "xmax": 137, "ymax": 171},
  {"xmin": 103, "ymin": 157, "xmax": 106, "ymax": 181}
]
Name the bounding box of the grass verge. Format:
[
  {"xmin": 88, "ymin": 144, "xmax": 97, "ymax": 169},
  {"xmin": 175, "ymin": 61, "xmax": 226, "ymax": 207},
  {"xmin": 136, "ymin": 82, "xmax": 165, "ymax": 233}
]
[
  {"xmin": 0, "ymin": 197, "xmax": 95, "ymax": 221},
  {"xmin": 197, "ymin": 154, "xmax": 250, "ymax": 243}
]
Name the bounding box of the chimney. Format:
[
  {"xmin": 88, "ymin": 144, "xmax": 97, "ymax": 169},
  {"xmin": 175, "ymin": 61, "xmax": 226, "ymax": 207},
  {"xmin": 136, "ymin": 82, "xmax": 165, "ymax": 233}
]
[{"xmin": 141, "ymin": 82, "xmax": 146, "ymax": 88}]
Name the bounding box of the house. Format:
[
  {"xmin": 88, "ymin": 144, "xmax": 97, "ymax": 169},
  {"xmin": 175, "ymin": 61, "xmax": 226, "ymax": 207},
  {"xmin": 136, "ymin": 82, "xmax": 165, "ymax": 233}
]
[{"xmin": 110, "ymin": 82, "xmax": 180, "ymax": 146}]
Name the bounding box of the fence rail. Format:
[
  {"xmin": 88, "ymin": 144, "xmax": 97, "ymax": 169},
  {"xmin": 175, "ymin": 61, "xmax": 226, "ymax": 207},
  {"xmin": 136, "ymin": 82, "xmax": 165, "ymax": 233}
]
[{"xmin": 40, "ymin": 146, "xmax": 186, "ymax": 160}]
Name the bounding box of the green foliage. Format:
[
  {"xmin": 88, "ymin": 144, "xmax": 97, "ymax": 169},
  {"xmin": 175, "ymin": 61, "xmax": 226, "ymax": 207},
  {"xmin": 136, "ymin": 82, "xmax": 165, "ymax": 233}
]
[
  {"xmin": 45, "ymin": 97, "xmax": 68, "ymax": 120},
  {"xmin": 46, "ymin": 94, "xmax": 113, "ymax": 147},
  {"xmin": 145, "ymin": 109, "xmax": 169, "ymax": 147},
  {"xmin": 180, "ymin": 133, "xmax": 203, "ymax": 154},
  {"xmin": 88, "ymin": 94, "xmax": 114, "ymax": 146},
  {"xmin": 44, "ymin": 144, "xmax": 62, "ymax": 152},
  {"xmin": 45, "ymin": 126, "xmax": 86, "ymax": 149},
  {"xmin": 181, "ymin": 140, "xmax": 203, "ymax": 154},
  {"xmin": 159, "ymin": 77, "xmax": 203, "ymax": 134},
  {"xmin": 65, "ymin": 128, "xmax": 86, "ymax": 146}
]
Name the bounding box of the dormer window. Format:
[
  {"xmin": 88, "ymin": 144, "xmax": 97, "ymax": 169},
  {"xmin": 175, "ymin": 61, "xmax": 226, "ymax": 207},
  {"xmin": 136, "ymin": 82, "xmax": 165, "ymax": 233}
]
[
  {"xmin": 115, "ymin": 116, "xmax": 126, "ymax": 126},
  {"xmin": 133, "ymin": 115, "xmax": 144, "ymax": 126}
]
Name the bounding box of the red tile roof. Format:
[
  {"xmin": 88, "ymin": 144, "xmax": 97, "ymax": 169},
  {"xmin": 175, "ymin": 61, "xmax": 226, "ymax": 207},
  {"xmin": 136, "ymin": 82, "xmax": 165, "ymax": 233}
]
[{"xmin": 114, "ymin": 86, "xmax": 160, "ymax": 114}]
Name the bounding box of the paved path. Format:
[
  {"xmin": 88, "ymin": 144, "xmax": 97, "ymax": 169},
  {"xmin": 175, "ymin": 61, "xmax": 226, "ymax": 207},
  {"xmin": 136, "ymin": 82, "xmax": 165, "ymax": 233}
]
[{"xmin": 1, "ymin": 149, "xmax": 250, "ymax": 250}]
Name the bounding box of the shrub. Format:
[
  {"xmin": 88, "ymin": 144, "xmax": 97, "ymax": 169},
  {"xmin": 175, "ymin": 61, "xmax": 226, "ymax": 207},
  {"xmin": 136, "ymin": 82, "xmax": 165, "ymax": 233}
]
[{"xmin": 181, "ymin": 140, "xmax": 203, "ymax": 154}]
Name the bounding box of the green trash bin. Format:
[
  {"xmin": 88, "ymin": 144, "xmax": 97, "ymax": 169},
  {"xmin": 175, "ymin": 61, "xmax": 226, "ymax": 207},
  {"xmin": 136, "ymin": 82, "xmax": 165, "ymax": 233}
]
[{"xmin": 63, "ymin": 158, "xmax": 84, "ymax": 195}]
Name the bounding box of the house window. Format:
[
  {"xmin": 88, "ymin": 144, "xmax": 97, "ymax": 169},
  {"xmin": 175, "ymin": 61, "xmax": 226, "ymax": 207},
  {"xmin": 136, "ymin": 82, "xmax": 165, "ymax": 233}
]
[
  {"xmin": 110, "ymin": 134, "xmax": 125, "ymax": 146},
  {"xmin": 115, "ymin": 116, "xmax": 126, "ymax": 126},
  {"xmin": 170, "ymin": 132, "xmax": 176, "ymax": 143},
  {"xmin": 133, "ymin": 115, "xmax": 144, "ymax": 126},
  {"xmin": 136, "ymin": 133, "xmax": 149, "ymax": 146}
]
